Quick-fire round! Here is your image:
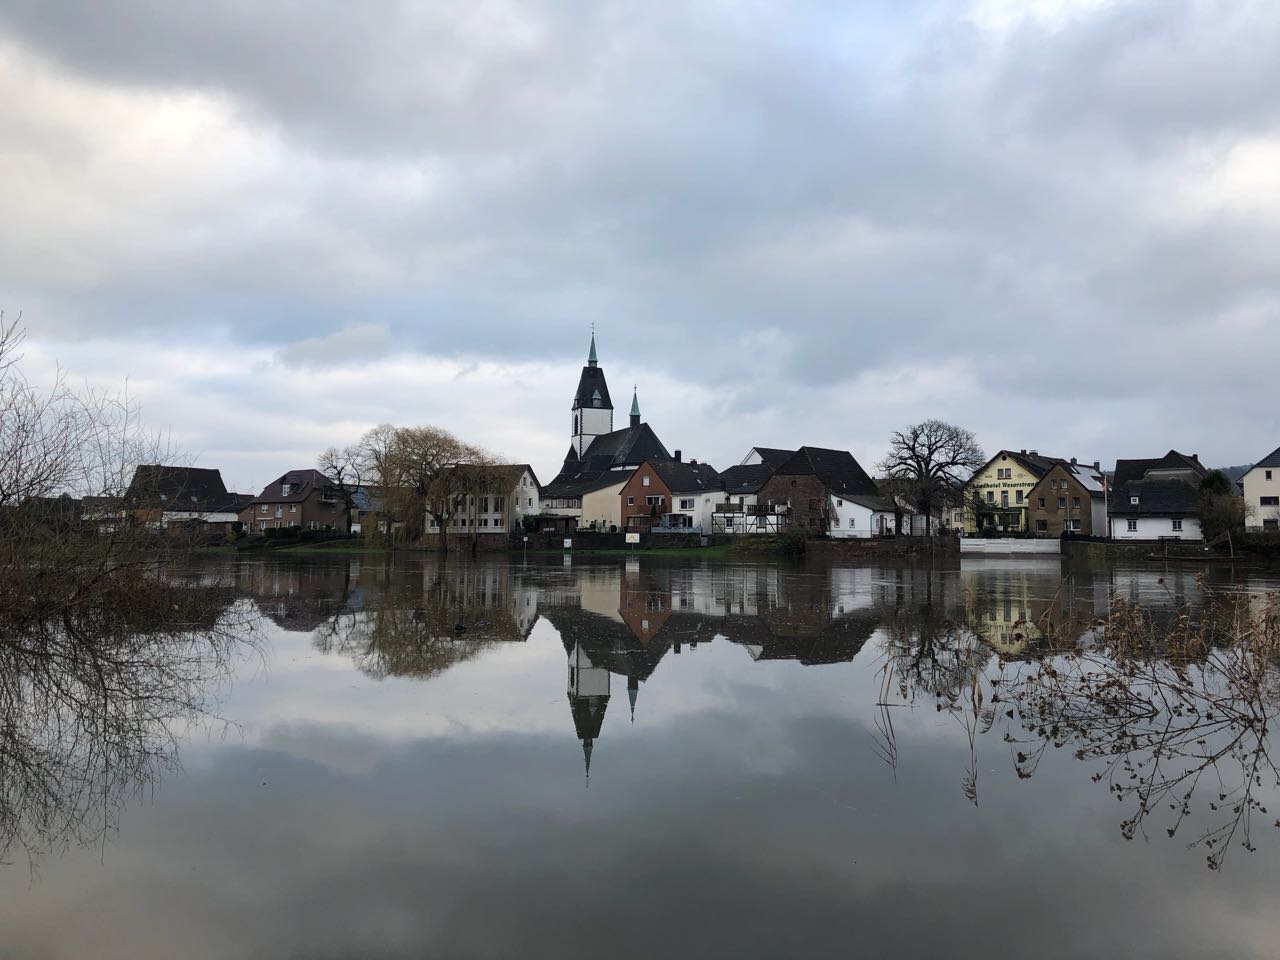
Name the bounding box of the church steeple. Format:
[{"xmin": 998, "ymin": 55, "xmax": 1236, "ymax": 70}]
[
  {"xmin": 572, "ymin": 331, "xmax": 613, "ymax": 457},
  {"xmin": 630, "ymin": 387, "xmax": 641, "ymax": 428}
]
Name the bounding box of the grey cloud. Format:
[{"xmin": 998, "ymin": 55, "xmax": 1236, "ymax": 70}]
[{"xmin": 2, "ymin": 0, "xmax": 1279, "ymax": 467}]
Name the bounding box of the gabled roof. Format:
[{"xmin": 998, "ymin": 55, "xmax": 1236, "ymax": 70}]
[
  {"xmin": 719, "ymin": 463, "xmax": 776, "ymax": 495},
  {"xmin": 1252, "ymin": 445, "xmax": 1280, "ymax": 469},
  {"xmin": 752, "ymin": 447, "xmax": 797, "ymax": 469},
  {"xmin": 1109, "ymin": 450, "xmax": 1206, "ymax": 517},
  {"xmin": 843, "ymin": 493, "xmax": 896, "ymax": 513},
  {"xmin": 650, "ymin": 460, "xmax": 720, "ymax": 493},
  {"xmin": 245, "ymin": 469, "xmax": 335, "ymax": 506},
  {"xmin": 775, "ymin": 447, "xmax": 879, "ymax": 497},
  {"xmin": 580, "ymin": 422, "xmax": 670, "ymax": 469},
  {"xmin": 125, "ymin": 465, "xmax": 233, "ymax": 510}
]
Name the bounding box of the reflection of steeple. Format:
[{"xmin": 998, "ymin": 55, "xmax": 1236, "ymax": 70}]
[
  {"xmin": 567, "ymin": 641, "xmax": 610, "ymax": 783},
  {"xmin": 628, "ymin": 674, "xmax": 638, "ymax": 723}
]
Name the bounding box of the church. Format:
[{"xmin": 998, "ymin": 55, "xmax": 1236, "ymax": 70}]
[{"xmin": 539, "ymin": 334, "xmax": 673, "ymax": 531}]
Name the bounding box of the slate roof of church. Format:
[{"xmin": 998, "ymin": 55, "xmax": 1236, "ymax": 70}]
[
  {"xmin": 572, "ymin": 364, "xmax": 613, "ymax": 410},
  {"xmin": 775, "ymin": 447, "xmax": 880, "ymax": 497},
  {"xmin": 543, "ymin": 422, "xmax": 673, "ymax": 498},
  {"xmin": 1109, "ymin": 450, "xmax": 1206, "ymax": 517}
]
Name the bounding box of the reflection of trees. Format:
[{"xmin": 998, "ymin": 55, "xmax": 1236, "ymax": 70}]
[
  {"xmin": 313, "ymin": 565, "xmax": 526, "ymax": 680},
  {"xmin": 880, "ymin": 586, "xmax": 1280, "ymax": 869},
  {"xmin": 0, "ymin": 581, "xmax": 251, "ymax": 867}
]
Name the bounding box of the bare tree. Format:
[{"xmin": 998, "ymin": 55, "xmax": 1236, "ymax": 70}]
[
  {"xmin": 383, "ymin": 425, "xmax": 493, "ymax": 553},
  {"xmin": 879, "ymin": 420, "xmax": 984, "ymax": 533},
  {"xmin": 317, "ymin": 442, "xmax": 367, "ymax": 533}
]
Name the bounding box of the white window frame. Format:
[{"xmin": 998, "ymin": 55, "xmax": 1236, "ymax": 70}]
[{"xmin": 1127, "ymin": 519, "xmax": 1138, "ymax": 532}]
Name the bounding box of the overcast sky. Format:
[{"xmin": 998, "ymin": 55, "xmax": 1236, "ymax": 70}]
[{"xmin": 3, "ymin": 0, "xmax": 1278, "ymax": 492}]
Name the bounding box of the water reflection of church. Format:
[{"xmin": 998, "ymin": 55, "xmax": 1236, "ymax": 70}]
[{"xmin": 231, "ymin": 555, "xmax": 1249, "ymax": 778}]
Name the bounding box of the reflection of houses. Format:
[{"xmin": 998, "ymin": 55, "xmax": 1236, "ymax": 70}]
[{"xmin": 961, "ymin": 557, "xmax": 1109, "ymax": 657}]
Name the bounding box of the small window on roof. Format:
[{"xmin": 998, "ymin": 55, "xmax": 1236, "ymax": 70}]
[{"xmin": 1130, "ymin": 496, "xmax": 1139, "ymax": 505}]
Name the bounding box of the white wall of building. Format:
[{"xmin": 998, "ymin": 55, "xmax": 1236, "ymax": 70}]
[
  {"xmin": 1110, "ymin": 515, "xmax": 1202, "ymax": 541},
  {"xmin": 1242, "ymin": 465, "xmax": 1280, "ymax": 530},
  {"xmin": 828, "ymin": 496, "xmax": 893, "ymax": 539},
  {"xmin": 581, "ymin": 479, "xmax": 626, "ymax": 531}
]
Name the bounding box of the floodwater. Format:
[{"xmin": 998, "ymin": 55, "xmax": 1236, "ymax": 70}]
[{"xmin": 3, "ymin": 553, "xmax": 1280, "ymax": 959}]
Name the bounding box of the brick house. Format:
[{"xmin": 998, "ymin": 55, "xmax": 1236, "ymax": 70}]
[
  {"xmin": 240, "ymin": 469, "xmax": 347, "ymax": 533},
  {"xmin": 123, "ymin": 464, "xmax": 250, "ymax": 539},
  {"xmin": 757, "ymin": 447, "xmax": 881, "ymax": 536},
  {"xmin": 619, "ymin": 461, "xmax": 675, "ymax": 531},
  {"xmin": 1025, "ymin": 458, "xmax": 1108, "ymax": 537},
  {"xmin": 617, "ymin": 459, "xmax": 720, "ymax": 531}
]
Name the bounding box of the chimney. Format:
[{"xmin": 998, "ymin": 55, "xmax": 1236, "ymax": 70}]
[
  {"xmin": 690, "ymin": 459, "xmax": 698, "ymax": 465},
  {"xmin": 1070, "ymin": 457, "xmax": 1077, "ymax": 466},
  {"xmin": 1093, "ymin": 460, "xmax": 1100, "ymax": 471},
  {"xmin": 1020, "ymin": 448, "xmax": 1027, "ymax": 454},
  {"xmin": 674, "ymin": 450, "xmax": 681, "ymax": 462}
]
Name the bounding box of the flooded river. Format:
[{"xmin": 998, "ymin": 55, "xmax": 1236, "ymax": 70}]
[{"xmin": 2, "ymin": 554, "xmax": 1279, "ymax": 958}]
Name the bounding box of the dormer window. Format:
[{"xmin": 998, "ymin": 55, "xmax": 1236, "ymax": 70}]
[
  {"xmin": 281, "ymin": 483, "xmax": 292, "ymax": 496},
  {"xmin": 1130, "ymin": 496, "xmax": 1139, "ymax": 505}
]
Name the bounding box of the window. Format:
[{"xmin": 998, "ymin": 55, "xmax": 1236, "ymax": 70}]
[
  {"xmin": 679, "ymin": 498, "xmax": 694, "ymax": 510},
  {"xmin": 527, "ymin": 498, "xmax": 533, "ymax": 507},
  {"xmin": 280, "ymin": 483, "xmax": 291, "ymax": 496},
  {"xmin": 493, "ymin": 518, "xmax": 503, "ymax": 528},
  {"xmin": 480, "ymin": 518, "xmax": 488, "ymax": 527},
  {"xmin": 1035, "ymin": 519, "xmax": 1047, "ymax": 532},
  {"xmin": 642, "ymin": 476, "xmax": 650, "ymax": 487},
  {"xmin": 1015, "ymin": 490, "xmax": 1023, "ymax": 504},
  {"xmin": 479, "ymin": 497, "xmax": 489, "ymax": 513},
  {"xmin": 645, "ymin": 495, "xmax": 664, "ymax": 506},
  {"xmin": 1067, "ymin": 519, "xmax": 1081, "ymax": 532},
  {"xmin": 1172, "ymin": 519, "xmax": 1183, "ymax": 532},
  {"xmin": 1130, "ymin": 496, "xmax": 1139, "ymax": 505},
  {"xmin": 832, "ymin": 518, "xmax": 840, "ymax": 528},
  {"xmin": 1268, "ymin": 470, "xmax": 1274, "ymax": 481},
  {"xmin": 290, "ymin": 504, "xmax": 297, "ymax": 513},
  {"xmin": 1072, "ymin": 497, "xmax": 1080, "ymax": 508},
  {"xmin": 1261, "ymin": 496, "xmax": 1280, "ymax": 506},
  {"xmin": 1127, "ymin": 519, "xmax": 1138, "ymax": 532},
  {"xmin": 986, "ymin": 491, "xmax": 994, "ymax": 503},
  {"xmin": 1038, "ymin": 497, "xmax": 1045, "ymax": 508},
  {"xmin": 836, "ymin": 499, "xmax": 844, "ymax": 507},
  {"xmin": 260, "ymin": 505, "xmax": 268, "ymax": 514},
  {"xmin": 1057, "ymin": 498, "xmax": 1066, "ymax": 509},
  {"xmin": 1000, "ymin": 491, "xmax": 1008, "ymax": 507},
  {"xmin": 493, "ymin": 497, "xmax": 504, "ymax": 512},
  {"xmin": 627, "ymin": 496, "xmax": 634, "ymax": 506}
]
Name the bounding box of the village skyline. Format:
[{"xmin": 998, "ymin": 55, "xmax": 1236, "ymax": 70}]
[{"xmin": 6, "ymin": 1, "xmax": 1279, "ymax": 492}]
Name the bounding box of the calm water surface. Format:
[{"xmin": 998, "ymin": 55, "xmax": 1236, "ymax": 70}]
[{"xmin": 3, "ymin": 554, "xmax": 1280, "ymax": 959}]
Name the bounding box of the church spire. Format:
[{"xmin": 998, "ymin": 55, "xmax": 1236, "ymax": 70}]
[
  {"xmin": 630, "ymin": 386, "xmax": 641, "ymax": 428},
  {"xmin": 588, "ymin": 330, "xmax": 598, "ymax": 367}
]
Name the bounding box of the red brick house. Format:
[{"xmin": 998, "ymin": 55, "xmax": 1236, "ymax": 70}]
[{"xmin": 240, "ymin": 469, "xmax": 348, "ymax": 533}]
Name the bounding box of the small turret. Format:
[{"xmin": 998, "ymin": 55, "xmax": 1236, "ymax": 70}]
[{"xmin": 630, "ymin": 387, "xmax": 641, "ymax": 428}]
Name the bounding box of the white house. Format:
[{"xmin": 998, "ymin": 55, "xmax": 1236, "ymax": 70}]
[
  {"xmin": 828, "ymin": 493, "xmax": 896, "ymax": 539},
  {"xmin": 1241, "ymin": 446, "xmax": 1280, "ymax": 531},
  {"xmin": 1108, "ymin": 450, "xmax": 1206, "ymax": 541},
  {"xmin": 425, "ymin": 464, "xmax": 541, "ymax": 536},
  {"xmin": 710, "ymin": 451, "xmax": 793, "ymax": 534}
]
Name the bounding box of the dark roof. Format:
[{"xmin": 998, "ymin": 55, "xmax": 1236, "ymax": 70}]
[
  {"xmin": 1109, "ymin": 450, "xmax": 1206, "ymax": 517},
  {"xmin": 844, "ymin": 493, "xmax": 896, "ymax": 512},
  {"xmin": 979, "ymin": 449, "xmax": 1068, "ymax": 479},
  {"xmin": 775, "ymin": 447, "xmax": 879, "ymax": 497},
  {"xmin": 752, "ymin": 448, "xmax": 797, "ymax": 470},
  {"xmin": 650, "ymin": 460, "xmax": 720, "ymax": 492},
  {"xmin": 125, "ymin": 465, "xmax": 231, "ymax": 509},
  {"xmin": 719, "ymin": 464, "xmax": 775, "ymax": 495},
  {"xmin": 1254, "ymin": 446, "xmax": 1280, "ymax": 469},
  {"xmin": 245, "ymin": 469, "xmax": 336, "ymax": 507},
  {"xmin": 572, "ymin": 363, "xmax": 613, "ymax": 411},
  {"xmin": 543, "ymin": 423, "xmax": 672, "ymax": 499}
]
